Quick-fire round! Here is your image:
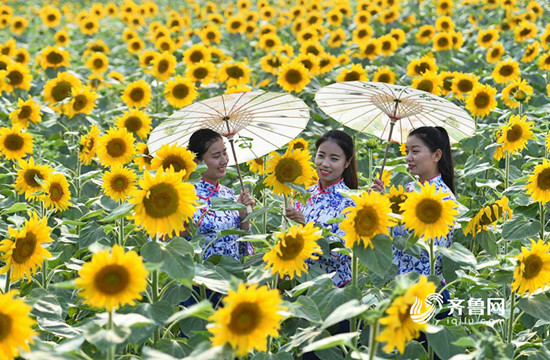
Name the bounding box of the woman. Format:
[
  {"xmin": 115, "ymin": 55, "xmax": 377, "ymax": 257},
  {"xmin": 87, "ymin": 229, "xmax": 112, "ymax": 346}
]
[
  {"xmin": 371, "ymin": 126, "xmax": 456, "ymax": 277},
  {"xmin": 285, "ymin": 130, "xmax": 359, "ymax": 287},
  {"xmin": 187, "ymin": 128, "xmax": 255, "ymax": 260}
]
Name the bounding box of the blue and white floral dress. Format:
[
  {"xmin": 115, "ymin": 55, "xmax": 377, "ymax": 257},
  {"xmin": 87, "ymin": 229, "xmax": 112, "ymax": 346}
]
[
  {"xmin": 296, "ymin": 179, "xmax": 355, "ymax": 287},
  {"xmin": 392, "ymin": 173, "xmax": 456, "ymax": 277},
  {"xmin": 193, "ymin": 179, "xmax": 253, "ymax": 260}
]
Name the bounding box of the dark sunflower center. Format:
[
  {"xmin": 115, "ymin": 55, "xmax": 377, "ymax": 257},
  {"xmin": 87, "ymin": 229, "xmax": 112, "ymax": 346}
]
[
  {"xmin": 306, "ymin": 46, "xmax": 319, "ymax": 55},
  {"xmin": 274, "ymin": 158, "xmax": 302, "ymax": 183},
  {"xmin": 143, "ymin": 182, "xmax": 179, "ymax": 218},
  {"xmin": 124, "ymin": 116, "xmax": 142, "ymax": 132},
  {"xmin": 474, "ymin": 92, "xmax": 490, "ymax": 108},
  {"xmin": 442, "ymin": 76, "xmax": 454, "ymax": 91},
  {"xmin": 499, "ymin": 65, "xmax": 514, "ymax": 77},
  {"xmin": 47, "ymin": 14, "xmax": 56, "ymax": 21},
  {"xmin": 14, "ymin": 21, "xmax": 23, "ymax": 28},
  {"xmin": 132, "ymin": 41, "xmax": 141, "ymax": 50},
  {"xmin": 279, "ymin": 234, "xmax": 305, "ymax": 260},
  {"xmin": 332, "ymin": 34, "xmax": 341, "ymax": 42},
  {"xmin": 129, "ymin": 87, "xmax": 145, "ymax": 102},
  {"xmin": 24, "ymin": 169, "xmax": 43, "ymax": 187},
  {"xmin": 265, "ymin": 39, "xmax": 275, "ymax": 48},
  {"xmin": 51, "ymin": 80, "xmax": 72, "ymax": 102},
  {"xmin": 73, "ymin": 94, "xmax": 88, "ymax": 111},
  {"xmin": 344, "ymin": 71, "xmax": 361, "ymax": 81},
  {"xmin": 479, "ymin": 203, "xmax": 502, "ymax": 225},
  {"xmin": 47, "ymin": 51, "xmax": 63, "ymax": 65},
  {"xmin": 416, "ymin": 198, "xmax": 442, "ymax": 224},
  {"xmin": 414, "ymin": 63, "xmax": 430, "ymax": 75},
  {"xmin": 13, "ymin": 233, "xmax": 37, "ymax": 264},
  {"xmin": 49, "ymin": 182, "xmax": 63, "ymax": 202},
  {"xmin": 143, "ymin": 55, "xmax": 154, "ymax": 66},
  {"xmin": 319, "ymin": 58, "xmax": 330, "ymax": 68},
  {"xmin": 545, "ymin": 56, "xmax": 550, "ymax": 65},
  {"xmin": 160, "ymin": 42, "xmax": 170, "ymax": 51},
  {"xmin": 292, "ymin": 142, "xmax": 305, "ymax": 150},
  {"xmin": 390, "ymin": 195, "xmax": 407, "ymax": 214},
  {"xmin": 523, "ymin": 254, "xmax": 543, "ymax": 279},
  {"xmin": 4, "ymin": 134, "xmax": 24, "ymax": 151},
  {"xmin": 94, "ymin": 264, "xmax": 130, "ymax": 294},
  {"xmin": 303, "ymin": 33, "xmax": 313, "ymax": 40},
  {"xmin": 358, "ymin": 29, "xmax": 367, "ymax": 38},
  {"xmin": 437, "ymin": 37, "xmax": 449, "ymax": 47},
  {"xmin": 18, "ymin": 105, "xmax": 32, "ymax": 119},
  {"xmin": 0, "ymin": 60, "xmax": 7, "ymax": 70},
  {"xmin": 285, "ymin": 69, "xmax": 303, "ymax": 84},
  {"xmin": 416, "ymin": 79, "xmax": 434, "ymax": 93},
  {"xmin": 254, "ymin": 158, "xmax": 263, "ymax": 165},
  {"xmin": 85, "ymin": 21, "xmax": 94, "ymax": 29},
  {"xmin": 227, "ymin": 302, "xmax": 261, "ymax": 334},
  {"xmin": 231, "ymin": 20, "xmax": 241, "ymax": 29},
  {"xmin": 382, "ymin": 40, "xmax": 391, "ymax": 50},
  {"xmin": 162, "ymin": 155, "xmax": 187, "ymax": 172},
  {"xmin": 111, "ymin": 175, "xmax": 129, "ymax": 191},
  {"xmin": 172, "ymin": 84, "xmax": 189, "ymax": 99},
  {"xmin": 519, "ymin": 27, "xmax": 531, "ymax": 37},
  {"xmin": 364, "ymin": 44, "xmax": 375, "ymax": 55},
  {"xmin": 0, "ymin": 313, "xmax": 13, "ymax": 341},
  {"xmin": 93, "ymin": 58, "xmax": 104, "ymax": 69},
  {"xmin": 7, "ymin": 70, "xmax": 23, "ymax": 86},
  {"xmin": 158, "ymin": 59, "xmax": 169, "ymax": 73},
  {"xmin": 207, "ymin": 31, "xmax": 216, "ymax": 40},
  {"xmin": 457, "ymin": 79, "xmax": 473, "ymax": 93},
  {"xmin": 106, "ymin": 138, "xmax": 127, "ymax": 158},
  {"xmin": 193, "ymin": 67, "xmax": 208, "ymax": 79},
  {"xmin": 300, "ymin": 60, "xmax": 313, "ymax": 71},
  {"xmin": 378, "ymin": 73, "xmax": 391, "ymax": 83},
  {"xmin": 482, "ymin": 34, "xmax": 493, "ymax": 42},
  {"xmin": 506, "ymin": 124, "xmax": 523, "ymax": 142},
  {"xmin": 537, "ymin": 168, "xmax": 550, "ymax": 191},
  {"xmin": 226, "ymin": 65, "xmax": 244, "ymax": 79},
  {"xmin": 354, "ymin": 206, "xmax": 379, "ymax": 237},
  {"xmin": 421, "ymin": 29, "xmax": 432, "ymax": 37}
]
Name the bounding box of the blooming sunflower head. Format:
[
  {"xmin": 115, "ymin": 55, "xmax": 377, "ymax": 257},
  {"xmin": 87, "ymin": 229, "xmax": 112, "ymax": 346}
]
[
  {"xmin": 209, "ymin": 283, "xmax": 286, "ymax": 356},
  {"xmin": 465, "ymin": 84, "xmax": 497, "ymax": 118},
  {"xmin": 277, "ymin": 61, "xmax": 311, "ymax": 93},
  {"xmin": 411, "ymin": 71, "xmax": 442, "ymax": 96},
  {"xmin": 525, "ymin": 158, "xmax": 550, "ymax": 204},
  {"xmin": 185, "ymin": 60, "xmax": 216, "ymax": 84},
  {"xmin": 42, "ymin": 71, "xmax": 83, "ymax": 111},
  {"xmin": 496, "ymin": 114, "xmax": 534, "ymax": 154},
  {"xmin": 96, "ymin": 127, "xmax": 136, "ymax": 168},
  {"xmin": 122, "ymin": 79, "xmax": 152, "ymax": 108},
  {"xmin": 151, "ymin": 51, "xmax": 177, "ymax": 81},
  {"xmin": 9, "ymin": 97, "xmax": 42, "ymax": 129},
  {"xmin": 492, "ymin": 58, "xmax": 521, "ymax": 84},
  {"xmin": 0, "ymin": 290, "xmax": 36, "ymax": 359},
  {"xmin": 337, "ymin": 63, "xmax": 368, "ymax": 83},
  {"xmin": 102, "ymin": 166, "xmax": 138, "ymax": 202},
  {"xmin": 115, "ymin": 109, "xmax": 152, "ymax": 140},
  {"xmin": 15, "ymin": 157, "xmax": 53, "ymax": 200},
  {"xmin": 40, "ymin": 46, "xmax": 70, "ymax": 69},
  {"xmin": 150, "ymin": 143, "xmax": 197, "ymax": 180},
  {"xmin": 373, "ymin": 66, "xmax": 396, "ymax": 84},
  {"xmin": 263, "ymin": 150, "xmax": 316, "ymax": 196},
  {"xmin": 401, "ymin": 182, "xmax": 458, "ymax": 240},
  {"xmin": 246, "ymin": 157, "xmax": 266, "ymax": 175},
  {"xmin": 287, "ymin": 138, "xmax": 309, "ymax": 153},
  {"xmin": 79, "ymin": 124, "xmax": 101, "ymax": 166},
  {"xmin": 75, "ymin": 244, "xmax": 149, "ymax": 310},
  {"xmin": 41, "ymin": 172, "xmax": 72, "ymax": 212},
  {"xmin": 512, "ymin": 239, "xmax": 550, "ymax": 295},
  {"xmin": 0, "ymin": 126, "xmax": 33, "ymax": 160},
  {"xmin": 164, "ymin": 75, "xmax": 198, "ymax": 108}
]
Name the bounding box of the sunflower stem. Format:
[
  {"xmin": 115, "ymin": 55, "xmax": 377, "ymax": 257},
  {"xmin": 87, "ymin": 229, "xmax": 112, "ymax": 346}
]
[
  {"xmin": 282, "ymin": 195, "xmax": 289, "ymax": 229},
  {"xmin": 4, "ymin": 268, "xmax": 10, "ymax": 293},
  {"xmin": 108, "ymin": 309, "xmax": 115, "ymax": 360},
  {"xmin": 350, "ymin": 253, "xmax": 358, "ymax": 348},
  {"xmin": 540, "ymin": 202, "xmax": 546, "ymax": 240},
  {"xmin": 429, "ymin": 238, "xmax": 435, "ymax": 276},
  {"xmin": 42, "ymin": 260, "xmax": 48, "ymax": 290},
  {"xmin": 368, "ymin": 321, "xmax": 378, "ymax": 360},
  {"xmin": 504, "ymin": 151, "xmax": 510, "ymax": 191},
  {"xmin": 508, "ymin": 290, "xmax": 516, "ymax": 343}
]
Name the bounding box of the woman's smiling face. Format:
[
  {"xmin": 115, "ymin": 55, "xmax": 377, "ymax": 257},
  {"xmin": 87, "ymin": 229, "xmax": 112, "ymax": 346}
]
[
  {"xmin": 201, "ymin": 137, "xmax": 229, "ymax": 183},
  {"xmin": 315, "ymin": 139, "xmax": 349, "ymax": 188}
]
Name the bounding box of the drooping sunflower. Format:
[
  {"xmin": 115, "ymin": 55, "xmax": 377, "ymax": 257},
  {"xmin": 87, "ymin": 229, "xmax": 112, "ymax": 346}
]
[
  {"xmin": 0, "ymin": 126, "xmax": 33, "ymax": 160},
  {"xmin": 75, "ymin": 244, "xmax": 148, "ymax": 310},
  {"xmin": 277, "ymin": 61, "xmax": 310, "ymax": 93},
  {"xmin": 122, "ymin": 79, "xmax": 152, "ymax": 108},
  {"xmin": 151, "ymin": 51, "xmax": 177, "ymax": 81},
  {"xmin": 40, "ymin": 46, "xmax": 70, "ymax": 69},
  {"xmin": 465, "ymin": 196, "xmax": 512, "ymax": 238},
  {"xmin": 246, "ymin": 157, "xmax": 266, "ymax": 175},
  {"xmin": 218, "ymin": 61, "xmax": 251, "ymax": 86},
  {"xmin": 411, "ymin": 71, "xmax": 442, "ymax": 95},
  {"xmin": 115, "ymin": 109, "xmax": 151, "ymax": 140},
  {"xmin": 264, "ymin": 150, "xmax": 316, "ymax": 196},
  {"xmin": 66, "ymin": 86, "xmax": 98, "ymax": 119},
  {"xmin": 134, "ymin": 142, "xmax": 153, "ymax": 170},
  {"xmin": 164, "ymin": 75, "xmax": 198, "ymax": 108},
  {"xmin": 401, "ymin": 182, "xmax": 458, "ymax": 240},
  {"xmin": 373, "ymin": 66, "xmax": 396, "ymax": 84},
  {"xmin": 79, "ymin": 124, "xmax": 101, "ymax": 165},
  {"xmin": 42, "ymin": 71, "xmax": 82, "ymax": 109},
  {"xmin": 209, "ymin": 283, "xmax": 285, "ymax": 356},
  {"xmin": 0, "ymin": 290, "xmax": 36, "ymax": 360},
  {"xmin": 387, "ymin": 185, "xmax": 408, "ymax": 215},
  {"xmin": 102, "ymin": 166, "xmax": 137, "ymax": 202},
  {"xmin": 341, "ymin": 191, "xmax": 394, "ymax": 249},
  {"xmin": 511, "ymin": 239, "xmax": 550, "ymax": 295},
  {"xmin": 525, "ymin": 159, "xmax": 550, "ymax": 204},
  {"xmin": 9, "ymin": 97, "xmax": 42, "ymax": 128},
  {"xmin": 150, "ymin": 143, "xmax": 197, "ymax": 180},
  {"xmin": 41, "ymin": 172, "xmax": 72, "ymax": 212},
  {"xmin": 492, "ymin": 59, "xmax": 521, "ymax": 84},
  {"xmin": 287, "ymin": 138, "xmax": 309, "ymax": 153},
  {"xmin": 451, "ymin": 72, "xmax": 479, "ymax": 98},
  {"xmin": 496, "ymin": 114, "xmax": 534, "ymax": 154},
  {"xmin": 185, "ymin": 60, "xmax": 216, "ymax": 84},
  {"xmin": 377, "ymin": 276, "xmax": 437, "ymax": 354},
  {"xmin": 465, "ymin": 84, "xmax": 497, "ymax": 118},
  {"xmin": 128, "ymin": 168, "xmax": 198, "ymax": 238},
  {"xmin": 15, "ymin": 157, "xmax": 53, "ymax": 200},
  {"xmin": 0, "ymin": 213, "xmax": 52, "ymax": 282},
  {"xmin": 337, "ymin": 63, "xmax": 368, "ymax": 83},
  {"xmin": 96, "ymin": 127, "xmax": 135, "ymax": 167},
  {"xmin": 501, "ymin": 78, "xmax": 533, "ymax": 109},
  {"xmin": 0, "ymin": 62, "xmax": 32, "ymax": 92},
  {"xmin": 263, "ymin": 222, "xmax": 322, "ymax": 279}
]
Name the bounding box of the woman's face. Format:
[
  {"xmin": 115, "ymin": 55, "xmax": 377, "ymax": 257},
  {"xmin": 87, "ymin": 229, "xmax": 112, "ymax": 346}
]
[
  {"xmin": 405, "ymin": 135, "xmax": 441, "ymax": 181},
  {"xmin": 201, "ymin": 138, "xmax": 229, "ymax": 182},
  {"xmin": 315, "ymin": 139, "xmax": 350, "ymax": 188}
]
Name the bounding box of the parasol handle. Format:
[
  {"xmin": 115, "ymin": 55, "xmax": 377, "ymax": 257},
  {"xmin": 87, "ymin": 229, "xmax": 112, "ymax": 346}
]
[
  {"xmin": 227, "ymin": 136, "xmax": 252, "ymax": 214},
  {"xmin": 378, "ymin": 118, "xmax": 398, "ymax": 181}
]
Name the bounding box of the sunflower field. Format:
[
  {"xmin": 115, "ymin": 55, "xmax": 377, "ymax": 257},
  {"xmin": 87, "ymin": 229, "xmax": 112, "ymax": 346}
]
[{"xmin": 1, "ymin": 0, "xmax": 550, "ymax": 359}]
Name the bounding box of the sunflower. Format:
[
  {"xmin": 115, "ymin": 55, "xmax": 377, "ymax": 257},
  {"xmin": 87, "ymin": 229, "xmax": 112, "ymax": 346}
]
[
  {"xmin": 496, "ymin": 114, "xmax": 534, "ymax": 155},
  {"xmin": 317, "ymin": 53, "xmax": 337, "ymax": 74},
  {"xmin": 294, "ymin": 53, "xmax": 320, "ymax": 75},
  {"xmin": 96, "ymin": 127, "xmax": 135, "ymax": 168},
  {"xmin": 246, "ymin": 157, "xmax": 266, "ymax": 175},
  {"xmin": 127, "ymin": 37, "xmax": 145, "ymax": 55},
  {"xmin": 514, "ymin": 21, "xmax": 537, "ymax": 43},
  {"xmin": 209, "ymin": 283, "xmax": 285, "ymax": 356},
  {"xmin": 134, "ymin": 142, "xmax": 153, "ymax": 170},
  {"xmin": 15, "ymin": 157, "xmax": 52, "ymax": 200},
  {"xmin": 150, "ymin": 143, "xmax": 197, "ymax": 180},
  {"xmin": 340, "ymin": 191, "xmax": 394, "ymax": 249},
  {"xmin": 511, "ymin": 239, "xmax": 550, "ymax": 295},
  {"xmin": 0, "ymin": 39, "xmax": 15, "ymax": 57},
  {"xmin": 264, "ymin": 150, "xmax": 316, "ymax": 196},
  {"xmin": 465, "ymin": 196, "xmax": 512, "ymax": 238},
  {"xmin": 476, "ymin": 28, "xmax": 499, "ymax": 49},
  {"xmin": 225, "ymin": 15, "xmax": 244, "ymax": 34},
  {"xmin": 138, "ymin": 50, "xmax": 158, "ymax": 69},
  {"xmin": 412, "ymin": 71, "xmax": 442, "ymax": 95},
  {"xmin": 287, "ymin": 138, "xmax": 309, "ymax": 153},
  {"xmin": 435, "ymin": 16, "xmax": 454, "ymax": 32},
  {"xmin": 450, "ymin": 30, "xmax": 465, "ymax": 50},
  {"xmin": 378, "ymin": 34, "xmax": 398, "ymax": 56},
  {"xmin": 102, "ymin": 166, "xmax": 137, "ymax": 202},
  {"xmin": 0, "ymin": 62, "xmax": 32, "ymax": 92},
  {"xmin": 492, "ymin": 59, "xmax": 521, "ymax": 84},
  {"xmin": 485, "ymin": 42, "xmax": 505, "ymax": 64},
  {"xmin": 155, "ymin": 37, "xmax": 177, "ymax": 55},
  {"xmin": 260, "ymin": 53, "xmax": 288, "ymax": 75},
  {"xmin": 0, "ymin": 126, "xmax": 32, "ymax": 160},
  {"xmin": 377, "ymin": 276, "xmax": 437, "ymax": 354},
  {"xmin": 41, "ymin": 172, "xmax": 71, "ymax": 212},
  {"xmin": 0, "ymin": 213, "xmax": 52, "ymax": 282},
  {"xmin": 327, "ymin": 28, "xmax": 346, "ymax": 48},
  {"xmin": 525, "ymin": 159, "xmax": 550, "ymax": 204},
  {"xmin": 465, "ymin": 84, "xmax": 497, "ymax": 118},
  {"xmin": 406, "ymin": 55, "xmax": 438, "ymax": 77},
  {"xmin": 416, "ymin": 25, "xmax": 435, "ymax": 44},
  {"xmin": 263, "ymin": 222, "xmax": 321, "ymax": 279},
  {"xmin": 387, "ymin": 185, "xmax": 408, "ymax": 215},
  {"xmin": 122, "ymin": 79, "xmax": 151, "ymax": 108},
  {"xmin": 9, "ymin": 97, "xmax": 42, "ymax": 129},
  {"xmin": 218, "ymin": 61, "xmax": 251, "ymax": 86},
  {"xmin": 258, "ymin": 33, "xmax": 282, "ymax": 52},
  {"xmin": 0, "ymin": 290, "xmax": 36, "ymax": 360},
  {"xmin": 40, "ymin": 5, "xmax": 61, "ymax": 27},
  {"xmin": 85, "ymin": 52, "xmax": 108, "ymax": 75},
  {"xmin": 40, "ymin": 46, "xmax": 70, "ymax": 69},
  {"xmin": 149, "ymin": 51, "xmax": 176, "ymax": 81},
  {"xmin": 115, "ymin": 109, "xmax": 151, "ymax": 140},
  {"xmin": 433, "ymin": 32, "xmax": 453, "ymax": 51},
  {"xmin": 78, "ymin": 125, "xmax": 100, "ymax": 165},
  {"xmin": 521, "ymin": 42, "xmax": 540, "ymax": 63},
  {"xmin": 438, "ymin": 71, "xmax": 456, "ymax": 96},
  {"xmin": 277, "ymin": 61, "xmax": 310, "ymax": 93},
  {"xmin": 12, "ymin": 48, "xmax": 29, "ymax": 65},
  {"xmin": 401, "ymin": 182, "xmax": 458, "ymax": 240},
  {"xmin": 10, "ymin": 16, "xmax": 27, "ymax": 35},
  {"xmin": 42, "ymin": 71, "xmax": 82, "ymax": 109},
  {"xmin": 65, "ymin": 86, "xmax": 97, "ymax": 119},
  {"xmin": 80, "ymin": 16, "xmax": 99, "ymax": 35},
  {"xmin": 352, "ymin": 24, "xmax": 373, "ymax": 44},
  {"xmin": 337, "ymin": 63, "xmax": 368, "ymax": 82},
  {"xmin": 451, "ymin": 72, "xmax": 479, "ymax": 98},
  {"xmin": 185, "ymin": 60, "xmax": 216, "ymax": 84},
  {"xmin": 164, "ymin": 75, "xmax": 198, "ymax": 108},
  {"xmin": 75, "ymin": 244, "xmax": 148, "ymax": 310},
  {"xmin": 538, "ymin": 51, "xmax": 550, "ymax": 71},
  {"xmin": 200, "ymin": 24, "xmax": 222, "ymax": 45},
  {"xmin": 129, "ymin": 168, "xmax": 198, "ymax": 238}
]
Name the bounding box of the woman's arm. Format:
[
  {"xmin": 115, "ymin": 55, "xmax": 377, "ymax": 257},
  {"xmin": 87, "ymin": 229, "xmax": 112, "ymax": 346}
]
[{"xmin": 238, "ymin": 189, "xmax": 255, "ymax": 230}]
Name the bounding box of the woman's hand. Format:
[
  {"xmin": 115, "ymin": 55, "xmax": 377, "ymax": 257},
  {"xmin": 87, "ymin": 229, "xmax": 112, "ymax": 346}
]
[
  {"xmin": 370, "ymin": 178, "xmax": 385, "ymax": 193},
  {"xmin": 285, "ymin": 208, "xmax": 305, "ymax": 224},
  {"xmin": 238, "ymin": 189, "xmax": 255, "ymax": 227}
]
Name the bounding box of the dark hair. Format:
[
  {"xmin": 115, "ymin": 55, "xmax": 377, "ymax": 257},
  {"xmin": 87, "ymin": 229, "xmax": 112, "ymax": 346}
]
[
  {"xmin": 188, "ymin": 128, "xmax": 222, "ymax": 160},
  {"xmin": 408, "ymin": 126, "xmax": 455, "ymax": 194},
  {"xmin": 315, "ymin": 130, "xmax": 358, "ymax": 189}
]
